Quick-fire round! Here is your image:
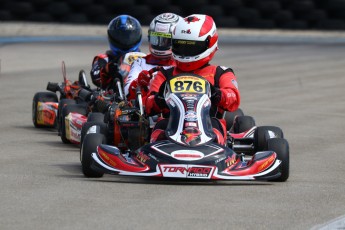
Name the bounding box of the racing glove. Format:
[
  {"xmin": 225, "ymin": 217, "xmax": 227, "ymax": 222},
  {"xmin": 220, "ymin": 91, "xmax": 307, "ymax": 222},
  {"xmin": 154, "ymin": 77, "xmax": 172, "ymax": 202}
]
[
  {"xmin": 210, "ymin": 84, "xmax": 222, "ymax": 106},
  {"xmin": 138, "ymin": 70, "xmax": 151, "ymax": 88}
]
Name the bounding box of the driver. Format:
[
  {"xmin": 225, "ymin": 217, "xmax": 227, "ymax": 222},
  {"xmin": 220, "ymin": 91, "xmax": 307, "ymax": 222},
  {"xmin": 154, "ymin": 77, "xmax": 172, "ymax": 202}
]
[{"xmin": 145, "ymin": 14, "xmax": 240, "ymax": 144}]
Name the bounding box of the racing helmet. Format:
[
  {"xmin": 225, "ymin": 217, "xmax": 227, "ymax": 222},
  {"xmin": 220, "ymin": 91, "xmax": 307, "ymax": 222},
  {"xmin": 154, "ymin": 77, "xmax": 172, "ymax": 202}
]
[
  {"xmin": 107, "ymin": 15, "xmax": 142, "ymax": 55},
  {"xmin": 172, "ymin": 14, "xmax": 218, "ymax": 71},
  {"xmin": 148, "ymin": 13, "xmax": 181, "ymax": 59}
]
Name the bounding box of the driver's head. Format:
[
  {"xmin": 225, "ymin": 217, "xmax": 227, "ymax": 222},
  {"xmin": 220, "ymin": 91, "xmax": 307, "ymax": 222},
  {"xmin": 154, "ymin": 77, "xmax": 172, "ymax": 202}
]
[
  {"xmin": 107, "ymin": 15, "xmax": 142, "ymax": 56},
  {"xmin": 172, "ymin": 14, "xmax": 218, "ymax": 71},
  {"xmin": 148, "ymin": 13, "xmax": 181, "ymax": 59}
]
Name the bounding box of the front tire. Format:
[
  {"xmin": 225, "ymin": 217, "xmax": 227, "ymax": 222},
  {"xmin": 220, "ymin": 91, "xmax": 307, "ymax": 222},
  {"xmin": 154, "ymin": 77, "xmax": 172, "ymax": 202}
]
[
  {"xmin": 266, "ymin": 138, "xmax": 289, "ymax": 182},
  {"xmin": 81, "ymin": 133, "xmax": 105, "ymax": 177},
  {"xmin": 80, "ymin": 121, "xmax": 108, "ymax": 148}
]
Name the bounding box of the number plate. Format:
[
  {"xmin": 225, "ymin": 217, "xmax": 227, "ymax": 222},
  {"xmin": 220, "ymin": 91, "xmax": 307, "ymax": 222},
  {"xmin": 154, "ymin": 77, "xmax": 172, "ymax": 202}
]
[{"xmin": 170, "ymin": 76, "xmax": 206, "ymax": 94}]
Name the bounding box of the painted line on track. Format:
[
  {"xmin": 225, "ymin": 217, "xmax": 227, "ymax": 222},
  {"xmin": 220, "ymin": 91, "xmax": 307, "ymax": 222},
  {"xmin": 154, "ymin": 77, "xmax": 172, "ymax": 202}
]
[{"xmin": 311, "ymin": 214, "xmax": 345, "ymax": 230}]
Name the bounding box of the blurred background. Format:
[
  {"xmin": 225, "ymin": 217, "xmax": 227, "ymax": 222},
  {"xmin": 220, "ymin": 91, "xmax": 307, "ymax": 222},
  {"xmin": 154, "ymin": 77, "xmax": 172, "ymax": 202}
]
[{"xmin": 1, "ymin": 0, "xmax": 345, "ymax": 30}]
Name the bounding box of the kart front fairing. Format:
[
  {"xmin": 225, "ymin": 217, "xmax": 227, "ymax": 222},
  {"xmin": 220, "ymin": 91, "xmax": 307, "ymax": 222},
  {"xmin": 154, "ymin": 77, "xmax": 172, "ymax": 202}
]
[{"xmin": 91, "ymin": 140, "xmax": 281, "ymax": 180}]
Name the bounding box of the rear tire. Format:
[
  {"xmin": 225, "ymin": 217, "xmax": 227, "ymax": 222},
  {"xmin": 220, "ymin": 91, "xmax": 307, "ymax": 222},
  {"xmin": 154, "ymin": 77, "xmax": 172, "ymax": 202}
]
[
  {"xmin": 266, "ymin": 138, "xmax": 289, "ymax": 182},
  {"xmin": 57, "ymin": 99, "xmax": 76, "ymax": 135},
  {"xmin": 32, "ymin": 92, "xmax": 58, "ymax": 128},
  {"xmin": 60, "ymin": 104, "xmax": 87, "ymax": 144},
  {"xmin": 232, "ymin": 115, "xmax": 256, "ymax": 133},
  {"xmin": 254, "ymin": 126, "xmax": 284, "ymax": 151},
  {"xmin": 87, "ymin": 112, "xmax": 104, "ymax": 122},
  {"xmin": 81, "ymin": 133, "xmax": 105, "ymax": 177},
  {"xmin": 222, "ymin": 108, "xmax": 244, "ymax": 131}
]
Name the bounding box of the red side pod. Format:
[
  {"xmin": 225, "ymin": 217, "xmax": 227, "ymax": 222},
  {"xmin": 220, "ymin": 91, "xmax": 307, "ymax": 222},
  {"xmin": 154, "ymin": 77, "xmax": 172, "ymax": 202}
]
[
  {"xmin": 223, "ymin": 152, "xmax": 277, "ymax": 176},
  {"xmin": 97, "ymin": 146, "xmax": 150, "ymax": 172}
]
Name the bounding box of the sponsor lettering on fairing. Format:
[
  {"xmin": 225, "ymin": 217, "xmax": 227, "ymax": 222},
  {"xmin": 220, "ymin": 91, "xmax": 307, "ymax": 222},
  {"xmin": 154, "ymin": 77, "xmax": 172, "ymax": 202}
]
[{"xmin": 159, "ymin": 164, "xmax": 215, "ymax": 178}]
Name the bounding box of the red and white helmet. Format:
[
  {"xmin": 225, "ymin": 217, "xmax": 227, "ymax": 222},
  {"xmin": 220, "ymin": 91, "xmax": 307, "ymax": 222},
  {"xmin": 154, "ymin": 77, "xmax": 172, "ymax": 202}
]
[
  {"xmin": 148, "ymin": 13, "xmax": 181, "ymax": 59},
  {"xmin": 172, "ymin": 14, "xmax": 218, "ymax": 71}
]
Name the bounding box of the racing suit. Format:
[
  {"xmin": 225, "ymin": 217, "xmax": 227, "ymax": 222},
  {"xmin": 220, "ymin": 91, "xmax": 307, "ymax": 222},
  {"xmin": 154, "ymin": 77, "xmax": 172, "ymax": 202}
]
[{"xmin": 89, "ymin": 51, "xmax": 146, "ymax": 112}]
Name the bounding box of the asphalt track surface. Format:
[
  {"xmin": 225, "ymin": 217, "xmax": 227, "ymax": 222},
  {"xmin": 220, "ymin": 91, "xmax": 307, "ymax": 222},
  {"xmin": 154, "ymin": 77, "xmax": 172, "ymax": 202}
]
[{"xmin": 1, "ymin": 37, "xmax": 345, "ymax": 230}]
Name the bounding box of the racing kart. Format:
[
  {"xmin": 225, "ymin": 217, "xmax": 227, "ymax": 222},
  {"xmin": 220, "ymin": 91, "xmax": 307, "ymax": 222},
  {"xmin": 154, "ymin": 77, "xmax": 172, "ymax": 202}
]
[
  {"xmin": 80, "ymin": 73, "xmax": 289, "ymax": 181},
  {"xmin": 60, "ymin": 51, "xmax": 146, "ymax": 144},
  {"xmin": 32, "ymin": 61, "xmax": 89, "ymax": 129}
]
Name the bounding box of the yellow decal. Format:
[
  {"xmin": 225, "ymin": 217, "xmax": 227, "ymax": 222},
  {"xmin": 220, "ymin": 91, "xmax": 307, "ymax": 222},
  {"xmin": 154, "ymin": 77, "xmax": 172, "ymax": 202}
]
[{"xmin": 170, "ymin": 76, "xmax": 206, "ymax": 94}]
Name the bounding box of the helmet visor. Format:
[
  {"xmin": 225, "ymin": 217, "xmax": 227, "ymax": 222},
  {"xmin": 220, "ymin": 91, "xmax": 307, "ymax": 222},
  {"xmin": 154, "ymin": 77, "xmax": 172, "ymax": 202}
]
[
  {"xmin": 149, "ymin": 31, "xmax": 172, "ymax": 51},
  {"xmin": 172, "ymin": 39, "xmax": 208, "ymax": 57},
  {"xmin": 108, "ymin": 29, "xmax": 141, "ymax": 51}
]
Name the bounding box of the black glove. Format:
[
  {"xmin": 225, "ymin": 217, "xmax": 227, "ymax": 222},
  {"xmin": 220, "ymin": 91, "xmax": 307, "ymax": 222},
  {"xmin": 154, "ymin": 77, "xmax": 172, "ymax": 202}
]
[{"xmin": 210, "ymin": 84, "xmax": 222, "ymax": 106}]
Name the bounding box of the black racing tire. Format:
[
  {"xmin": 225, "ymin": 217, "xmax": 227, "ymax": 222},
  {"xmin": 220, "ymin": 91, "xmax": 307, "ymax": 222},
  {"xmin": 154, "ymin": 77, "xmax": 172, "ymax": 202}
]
[
  {"xmin": 266, "ymin": 138, "xmax": 289, "ymax": 182},
  {"xmin": 60, "ymin": 104, "xmax": 87, "ymax": 144},
  {"xmin": 232, "ymin": 115, "xmax": 256, "ymax": 134},
  {"xmin": 80, "ymin": 121, "xmax": 108, "ymax": 149},
  {"xmin": 87, "ymin": 112, "xmax": 104, "ymax": 122},
  {"xmin": 254, "ymin": 126, "xmax": 284, "ymax": 151},
  {"xmin": 57, "ymin": 99, "xmax": 76, "ymax": 135},
  {"xmin": 32, "ymin": 92, "xmax": 58, "ymax": 128},
  {"xmin": 81, "ymin": 133, "xmax": 105, "ymax": 178},
  {"xmin": 222, "ymin": 108, "xmax": 244, "ymax": 131}
]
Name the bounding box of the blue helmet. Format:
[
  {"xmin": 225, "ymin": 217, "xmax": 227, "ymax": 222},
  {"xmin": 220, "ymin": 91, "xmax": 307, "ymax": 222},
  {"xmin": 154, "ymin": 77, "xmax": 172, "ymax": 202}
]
[{"xmin": 107, "ymin": 15, "xmax": 142, "ymax": 56}]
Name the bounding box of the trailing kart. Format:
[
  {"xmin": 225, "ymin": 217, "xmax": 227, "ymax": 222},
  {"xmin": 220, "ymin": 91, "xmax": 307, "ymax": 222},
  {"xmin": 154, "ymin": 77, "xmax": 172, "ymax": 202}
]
[
  {"xmin": 32, "ymin": 61, "xmax": 89, "ymax": 129},
  {"xmin": 81, "ymin": 73, "xmax": 289, "ymax": 181},
  {"xmin": 60, "ymin": 51, "xmax": 146, "ymax": 145}
]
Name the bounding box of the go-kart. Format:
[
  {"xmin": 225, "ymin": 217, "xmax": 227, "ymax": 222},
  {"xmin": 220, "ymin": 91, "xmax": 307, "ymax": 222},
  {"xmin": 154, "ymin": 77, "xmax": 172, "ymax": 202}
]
[
  {"xmin": 60, "ymin": 51, "xmax": 146, "ymax": 145},
  {"xmin": 81, "ymin": 73, "xmax": 289, "ymax": 181},
  {"xmin": 32, "ymin": 61, "xmax": 89, "ymax": 129}
]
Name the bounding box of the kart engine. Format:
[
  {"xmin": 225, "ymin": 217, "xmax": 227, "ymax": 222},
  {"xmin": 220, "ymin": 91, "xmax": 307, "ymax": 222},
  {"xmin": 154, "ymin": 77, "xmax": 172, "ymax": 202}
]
[{"xmin": 106, "ymin": 102, "xmax": 149, "ymax": 152}]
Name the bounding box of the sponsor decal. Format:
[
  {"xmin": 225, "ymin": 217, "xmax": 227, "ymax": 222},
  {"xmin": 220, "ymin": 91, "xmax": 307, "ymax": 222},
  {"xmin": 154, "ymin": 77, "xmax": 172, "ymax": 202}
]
[
  {"xmin": 171, "ymin": 149, "xmax": 204, "ymax": 160},
  {"xmin": 225, "ymin": 154, "xmax": 237, "ymax": 167},
  {"xmin": 258, "ymin": 154, "xmax": 275, "ymax": 171},
  {"xmin": 181, "ymin": 29, "xmax": 191, "ymax": 34},
  {"xmin": 155, "ymin": 23, "xmax": 170, "ymax": 33},
  {"xmin": 136, "ymin": 151, "xmax": 150, "ymax": 163},
  {"xmin": 215, "ymin": 156, "xmax": 226, "ymax": 164},
  {"xmin": 86, "ymin": 125, "xmax": 97, "ymax": 134},
  {"xmin": 184, "ymin": 111, "xmax": 197, "ymax": 121},
  {"xmin": 160, "ymin": 164, "xmax": 214, "ymax": 178},
  {"xmin": 99, "ymin": 149, "xmax": 117, "ymax": 167}
]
